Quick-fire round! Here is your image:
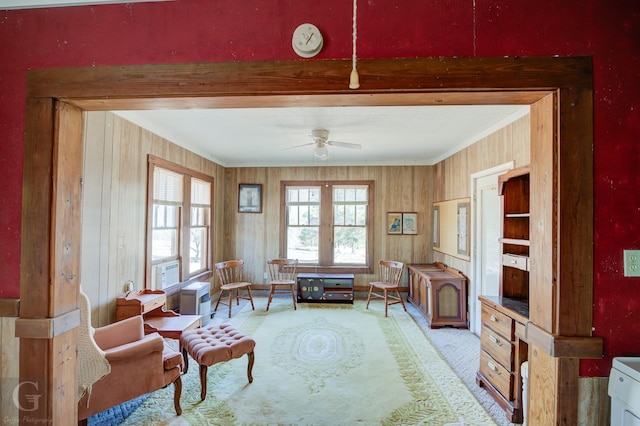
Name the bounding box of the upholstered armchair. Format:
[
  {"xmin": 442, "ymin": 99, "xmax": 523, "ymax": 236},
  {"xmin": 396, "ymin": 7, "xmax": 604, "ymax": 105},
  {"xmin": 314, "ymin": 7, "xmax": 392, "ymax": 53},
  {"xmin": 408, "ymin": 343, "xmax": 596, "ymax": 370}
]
[{"xmin": 77, "ymin": 289, "xmax": 183, "ymax": 424}]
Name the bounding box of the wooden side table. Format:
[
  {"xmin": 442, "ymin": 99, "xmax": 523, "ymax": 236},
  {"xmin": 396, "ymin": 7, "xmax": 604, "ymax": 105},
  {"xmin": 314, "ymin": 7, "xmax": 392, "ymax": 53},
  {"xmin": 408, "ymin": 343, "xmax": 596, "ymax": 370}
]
[{"xmin": 116, "ymin": 289, "xmax": 202, "ymax": 347}]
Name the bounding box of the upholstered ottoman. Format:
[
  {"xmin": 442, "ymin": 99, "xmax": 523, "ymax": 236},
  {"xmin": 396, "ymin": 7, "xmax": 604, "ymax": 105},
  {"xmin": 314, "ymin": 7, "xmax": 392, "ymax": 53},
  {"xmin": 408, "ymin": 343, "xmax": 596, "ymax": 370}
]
[{"xmin": 180, "ymin": 323, "xmax": 255, "ymax": 400}]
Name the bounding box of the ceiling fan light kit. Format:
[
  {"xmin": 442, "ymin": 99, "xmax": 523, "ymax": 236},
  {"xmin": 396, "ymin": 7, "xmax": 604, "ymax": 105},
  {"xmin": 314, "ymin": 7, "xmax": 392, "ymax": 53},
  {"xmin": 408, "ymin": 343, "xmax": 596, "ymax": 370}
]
[{"xmin": 313, "ymin": 144, "xmax": 329, "ymax": 160}]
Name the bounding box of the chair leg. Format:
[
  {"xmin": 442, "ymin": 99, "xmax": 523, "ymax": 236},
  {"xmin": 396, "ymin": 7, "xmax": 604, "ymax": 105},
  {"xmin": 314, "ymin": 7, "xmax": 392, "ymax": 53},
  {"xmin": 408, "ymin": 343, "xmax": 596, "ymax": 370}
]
[
  {"xmin": 290, "ymin": 285, "xmax": 297, "ymax": 310},
  {"xmin": 396, "ymin": 288, "xmax": 407, "ymax": 312},
  {"xmin": 174, "ymin": 375, "xmax": 182, "ymax": 415},
  {"xmin": 366, "ymin": 285, "xmax": 374, "ymax": 309},
  {"xmin": 384, "ymin": 289, "xmax": 389, "ymax": 317},
  {"xmin": 228, "ymin": 290, "xmax": 233, "ymax": 317},
  {"xmin": 214, "ymin": 290, "xmax": 224, "ymax": 312},
  {"xmin": 200, "ymin": 364, "xmax": 208, "ymax": 401},
  {"xmin": 247, "ymin": 351, "xmax": 255, "ymax": 383},
  {"xmin": 266, "ymin": 286, "xmax": 275, "ymax": 311},
  {"xmin": 247, "ymin": 286, "xmax": 255, "ymax": 310}
]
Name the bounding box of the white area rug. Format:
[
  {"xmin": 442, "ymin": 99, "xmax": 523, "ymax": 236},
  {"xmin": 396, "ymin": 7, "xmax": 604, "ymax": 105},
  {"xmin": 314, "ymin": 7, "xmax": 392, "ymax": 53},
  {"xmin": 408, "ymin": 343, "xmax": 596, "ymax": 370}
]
[{"xmin": 122, "ymin": 299, "xmax": 496, "ymax": 425}]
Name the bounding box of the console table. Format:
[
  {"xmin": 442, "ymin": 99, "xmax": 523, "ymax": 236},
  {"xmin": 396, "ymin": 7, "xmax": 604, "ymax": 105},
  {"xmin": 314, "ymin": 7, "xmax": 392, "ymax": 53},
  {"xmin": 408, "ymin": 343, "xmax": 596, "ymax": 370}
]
[
  {"xmin": 406, "ymin": 263, "xmax": 467, "ymax": 328},
  {"xmin": 297, "ymin": 273, "xmax": 354, "ymax": 303},
  {"xmin": 116, "ymin": 289, "xmax": 201, "ymax": 343}
]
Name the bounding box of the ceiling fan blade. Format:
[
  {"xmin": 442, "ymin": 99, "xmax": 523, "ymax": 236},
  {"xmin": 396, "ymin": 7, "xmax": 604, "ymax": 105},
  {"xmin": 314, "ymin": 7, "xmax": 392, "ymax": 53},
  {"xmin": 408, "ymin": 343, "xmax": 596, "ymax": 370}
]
[
  {"xmin": 327, "ymin": 141, "xmax": 362, "ymax": 150},
  {"xmin": 281, "ymin": 142, "xmax": 315, "ymax": 151}
]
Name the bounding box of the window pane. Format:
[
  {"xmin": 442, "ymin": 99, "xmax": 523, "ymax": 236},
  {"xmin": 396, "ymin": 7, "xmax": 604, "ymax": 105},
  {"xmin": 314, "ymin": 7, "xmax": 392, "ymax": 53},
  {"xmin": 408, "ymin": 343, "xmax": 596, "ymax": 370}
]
[
  {"xmin": 334, "ymin": 204, "xmax": 345, "ymax": 225},
  {"xmin": 356, "ymin": 205, "xmax": 367, "ymax": 225},
  {"xmin": 287, "ymin": 227, "xmax": 319, "ymax": 262},
  {"xmin": 334, "ymin": 227, "xmax": 366, "ymax": 264},
  {"xmin": 152, "ymin": 229, "xmax": 177, "ymax": 260},
  {"xmin": 189, "ymin": 227, "xmax": 207, "ymax": 273}
]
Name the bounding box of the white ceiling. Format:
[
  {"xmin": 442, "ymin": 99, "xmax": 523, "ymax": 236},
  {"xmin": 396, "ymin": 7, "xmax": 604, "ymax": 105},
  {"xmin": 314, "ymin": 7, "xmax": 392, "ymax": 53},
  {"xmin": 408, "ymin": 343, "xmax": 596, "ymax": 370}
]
[{"xmin": 115, "ymin": 104, "xmax": 530, "ymax": 168}]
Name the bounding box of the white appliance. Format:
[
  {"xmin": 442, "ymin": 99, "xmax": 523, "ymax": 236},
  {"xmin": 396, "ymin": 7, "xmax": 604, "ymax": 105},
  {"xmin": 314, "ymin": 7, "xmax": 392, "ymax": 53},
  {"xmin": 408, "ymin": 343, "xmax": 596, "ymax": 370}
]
[
  {"xmin": 155, "ymin": 260, "xmax": 180, "ymax": 289},
  {"xmin": 180, "ymin": 281, "xmax": 211, "ymax": 325},
  {"xmin": 608, "ymin": 357, "xmax": 640, "ymax": 425}
]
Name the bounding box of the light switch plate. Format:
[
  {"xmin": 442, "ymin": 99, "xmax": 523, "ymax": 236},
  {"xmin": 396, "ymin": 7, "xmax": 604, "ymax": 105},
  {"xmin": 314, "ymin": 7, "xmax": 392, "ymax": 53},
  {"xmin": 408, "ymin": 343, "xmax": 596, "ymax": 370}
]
[{"xmin": 623, "ymin": 250, "xmax": 640, "ymax": 277}]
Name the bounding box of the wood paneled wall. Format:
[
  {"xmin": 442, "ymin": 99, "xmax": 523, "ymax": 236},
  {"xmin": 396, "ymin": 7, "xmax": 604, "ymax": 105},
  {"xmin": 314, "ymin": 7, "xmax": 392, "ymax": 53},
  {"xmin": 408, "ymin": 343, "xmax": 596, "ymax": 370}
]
[
  {"xmin": 225, "ymin": 165, "xmax": 433, "ymax": 289},
  {"xmin": 81, "ymin": 112, "xmax": 226, "ymax": 325},
  {"xmin": 433, "ymin": 114, "xmax": 530, "ymax": 275}
]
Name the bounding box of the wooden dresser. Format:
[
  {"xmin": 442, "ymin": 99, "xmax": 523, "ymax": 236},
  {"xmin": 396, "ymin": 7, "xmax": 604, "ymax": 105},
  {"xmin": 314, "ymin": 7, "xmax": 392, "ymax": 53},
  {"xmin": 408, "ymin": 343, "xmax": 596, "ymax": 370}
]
[
  {"xmin": 116, "ymin": 289, "xmax": 201, "ymax": 341},
  {"xmin": 476, "ymin": 166, "xmax": 531, "ymax": 423},
  {"xmin": 477, "ymin": 296, "xmax": 529, "ymax": 423},
  {"xmin": 406, "ymin": 263, "xmax": 467, "ymax": 328}
]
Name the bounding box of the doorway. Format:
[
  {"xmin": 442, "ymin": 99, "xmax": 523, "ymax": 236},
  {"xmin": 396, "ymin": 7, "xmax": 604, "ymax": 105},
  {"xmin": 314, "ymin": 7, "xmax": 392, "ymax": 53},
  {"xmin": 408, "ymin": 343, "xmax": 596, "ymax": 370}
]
[
  {"xmin": 18, "ymin": 57, "xmax": 594, "ymax": 424},
  {"xmin": 470, "ymin": 162, "xmax": 514, "ymax": 335}
]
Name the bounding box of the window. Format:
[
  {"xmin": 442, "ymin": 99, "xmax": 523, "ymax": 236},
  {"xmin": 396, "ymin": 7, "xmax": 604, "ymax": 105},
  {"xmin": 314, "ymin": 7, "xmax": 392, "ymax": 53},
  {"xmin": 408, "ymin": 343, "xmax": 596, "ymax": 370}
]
[
  {"xmin": 148, "ymin": 156, "xmax": 213, "ymax": 289},
  {"xmin": 281, "ymin": 181, "xmax": 373, "ymax": 273}
]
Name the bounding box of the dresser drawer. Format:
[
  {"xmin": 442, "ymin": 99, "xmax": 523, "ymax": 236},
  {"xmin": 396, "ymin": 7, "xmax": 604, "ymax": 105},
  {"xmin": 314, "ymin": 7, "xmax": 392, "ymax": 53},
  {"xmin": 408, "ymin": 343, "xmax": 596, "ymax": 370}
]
[
  {"xmin": 502, "ymin": 253, "xmax": 529, "ymax": 271},
  {"xmin": 481, "ymin": 323, "xmax": 514, "ymax": 370},
  {"xmin": 481, "ymin": 304, "xmax": 514, "ymax": 340},
  {"xmin": 480, "ymin": 350, "xmax": 514, "ymax": 400}
]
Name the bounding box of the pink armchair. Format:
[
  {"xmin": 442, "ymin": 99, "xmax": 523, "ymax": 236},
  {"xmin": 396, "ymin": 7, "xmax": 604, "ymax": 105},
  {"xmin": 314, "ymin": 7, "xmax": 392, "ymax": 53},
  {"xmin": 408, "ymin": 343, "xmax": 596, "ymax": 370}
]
[{"xmin": 77, "ymin": 290, "xmax": 183, "ymax": 424}]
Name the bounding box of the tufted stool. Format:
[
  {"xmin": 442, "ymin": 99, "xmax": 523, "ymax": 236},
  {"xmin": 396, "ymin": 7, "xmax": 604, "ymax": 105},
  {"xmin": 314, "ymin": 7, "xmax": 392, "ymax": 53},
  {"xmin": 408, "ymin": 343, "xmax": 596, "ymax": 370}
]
[{"xmin": 180, "ymin": 323, "xmax": 256, "ymax": 401}]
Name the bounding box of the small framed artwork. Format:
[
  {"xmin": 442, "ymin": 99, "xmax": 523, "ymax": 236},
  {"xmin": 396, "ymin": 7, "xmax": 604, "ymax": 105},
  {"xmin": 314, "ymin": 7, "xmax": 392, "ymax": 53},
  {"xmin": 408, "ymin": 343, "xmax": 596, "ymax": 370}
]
[
  {"xmin": 387, "ymin": 212, "xmax": 403, "ymax": 234},
  {"xmin": 432, "ymin": 206, "xmax": 440, "ymax": 247},
  {"xmin": 457, "ymin": 201, "xmax": 469, "ymax": 256},
  {"xmin": 402, "ymin": 212, "xmax": 418, "ymax": 235},
  {"xmin": 238, "ymin": 184, "xmax": 262, "ymax": 213}
]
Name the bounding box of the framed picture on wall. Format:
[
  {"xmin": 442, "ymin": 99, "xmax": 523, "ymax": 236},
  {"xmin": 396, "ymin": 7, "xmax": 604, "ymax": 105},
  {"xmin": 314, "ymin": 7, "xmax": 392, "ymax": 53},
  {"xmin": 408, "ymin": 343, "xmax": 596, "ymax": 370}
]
[
  {"xmin": 432, "ymin": 206, "xmax": 439, "ymax": 247},
  {"xmin": 457, "ymin": 201, "xmax": 469, "ymax": 255},
  {"xmin": 402, "ymin": 212, "xmax": 418, "ymax": 235},
  {"xmin": 387, "ymin": 212, "xmax": 403, "ymax": 234},
  {"xmin": 238, "ymin": 184, "xmax": 262, "ymax": 213}
]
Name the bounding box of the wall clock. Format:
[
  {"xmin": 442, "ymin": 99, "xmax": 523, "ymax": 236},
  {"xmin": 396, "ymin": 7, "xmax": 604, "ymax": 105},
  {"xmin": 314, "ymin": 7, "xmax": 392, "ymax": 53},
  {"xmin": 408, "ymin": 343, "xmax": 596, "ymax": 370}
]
[{"xmin": 292, "ymin": 23, "xmax": 323, "ymax": 58}]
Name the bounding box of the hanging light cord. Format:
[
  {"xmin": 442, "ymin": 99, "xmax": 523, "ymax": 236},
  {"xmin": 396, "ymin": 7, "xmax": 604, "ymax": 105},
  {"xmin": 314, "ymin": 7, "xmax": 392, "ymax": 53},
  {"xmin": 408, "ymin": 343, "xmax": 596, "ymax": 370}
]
[{"xmin": 349, "ymin": 0, "xmax": 360, "ymax": 89}]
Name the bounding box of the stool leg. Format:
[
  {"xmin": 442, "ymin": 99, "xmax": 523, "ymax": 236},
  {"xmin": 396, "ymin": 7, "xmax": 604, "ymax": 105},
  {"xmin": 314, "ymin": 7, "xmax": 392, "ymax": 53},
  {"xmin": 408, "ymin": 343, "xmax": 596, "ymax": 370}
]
[
  {"xmin": 199, "ymin": 364, "xmax": 208, "ymax": 401},
  {"xmin": 181, "ymin": 347, "xmax": 189, "ymax": 374},
  {"xmin": 173, "ymin": 375, "xmax": 182, "ymax": 415},
  {"xmin": 247, "ymin": 351, "xmax": 255, "ymax": 383}
]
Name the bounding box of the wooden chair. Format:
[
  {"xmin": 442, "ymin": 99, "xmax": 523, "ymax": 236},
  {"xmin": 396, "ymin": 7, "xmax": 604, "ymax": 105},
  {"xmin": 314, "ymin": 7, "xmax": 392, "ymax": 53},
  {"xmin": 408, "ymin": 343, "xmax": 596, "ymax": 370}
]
[
  {"xmin": 214, "ymin": 260, "xmax": 255, "ymax": 317},
  {"xmin": 366, "ymin": 260, "xmax": 406, "ymax": 317},
  {"xmin": 266, "ymin": 258, "xmax": 298, "ymax": 311}
]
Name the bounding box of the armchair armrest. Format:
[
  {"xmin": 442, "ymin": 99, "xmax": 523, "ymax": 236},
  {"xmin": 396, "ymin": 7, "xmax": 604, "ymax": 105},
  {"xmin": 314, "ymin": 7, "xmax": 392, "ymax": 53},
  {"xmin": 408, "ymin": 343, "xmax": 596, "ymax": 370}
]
[
  {"xmin": 104, "ymin": 332, "xmax": 165, "ymax": 363},
  {"xmin": 94, "ymin": 315, "xmax": 145, "ymax": 350}
]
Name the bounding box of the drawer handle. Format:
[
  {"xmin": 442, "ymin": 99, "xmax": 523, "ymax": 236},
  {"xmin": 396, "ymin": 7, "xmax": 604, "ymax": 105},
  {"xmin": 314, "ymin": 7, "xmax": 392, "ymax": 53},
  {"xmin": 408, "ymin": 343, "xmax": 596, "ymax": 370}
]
[
  {"xmin": 490, "ymin": 314, "xmax": 499, "ymax": 322},
  {"xmin": 489, "ymin": 334, "xmax": 500, "ymax": 345},
  {"xmin": 511, "ymin": 259, "xmax": 517, "ymax": 264},
  {"xmin": 487, "ymin": 360, "xmax": 500, "ymax": 373}
]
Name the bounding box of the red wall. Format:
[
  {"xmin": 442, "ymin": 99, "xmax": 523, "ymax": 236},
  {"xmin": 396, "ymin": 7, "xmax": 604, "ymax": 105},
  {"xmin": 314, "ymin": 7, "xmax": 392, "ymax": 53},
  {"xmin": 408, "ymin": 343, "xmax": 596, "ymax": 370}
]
[{"xmin": 0, "ymin": 0, "xmax": 638, "ymax": 376}]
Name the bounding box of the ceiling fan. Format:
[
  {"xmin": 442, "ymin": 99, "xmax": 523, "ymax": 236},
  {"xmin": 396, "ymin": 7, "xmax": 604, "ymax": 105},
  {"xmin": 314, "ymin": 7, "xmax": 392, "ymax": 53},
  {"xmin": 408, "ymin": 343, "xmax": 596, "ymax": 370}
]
[{"xmin": 284, "ymin": 129, "xmax": 362, "ymax": 160}]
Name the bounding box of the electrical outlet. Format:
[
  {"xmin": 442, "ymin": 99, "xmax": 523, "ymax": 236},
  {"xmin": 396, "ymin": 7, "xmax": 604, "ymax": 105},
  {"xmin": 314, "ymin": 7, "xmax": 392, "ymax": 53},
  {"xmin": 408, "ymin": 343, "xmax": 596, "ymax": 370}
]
[
  {"xmin": 263, "ymin": 272, "xmax": 269, "ymax": 280},
  {"xmin": 623, "ymin": 250, "xmax": 640, "ymax": 277}
]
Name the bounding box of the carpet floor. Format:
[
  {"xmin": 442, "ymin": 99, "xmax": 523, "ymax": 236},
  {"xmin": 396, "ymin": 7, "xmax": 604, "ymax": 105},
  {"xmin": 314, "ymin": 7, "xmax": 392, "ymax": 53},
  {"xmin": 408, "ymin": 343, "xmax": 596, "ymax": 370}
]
[{"xmin": 92, "ymin": 293, "xmax": 516, "ymax": 425}]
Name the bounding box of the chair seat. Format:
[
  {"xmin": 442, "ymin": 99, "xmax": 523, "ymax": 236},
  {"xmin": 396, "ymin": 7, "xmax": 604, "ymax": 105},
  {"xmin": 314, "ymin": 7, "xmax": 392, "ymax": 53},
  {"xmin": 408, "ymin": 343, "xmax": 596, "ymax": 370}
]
[
  {"xmin": 370, "ymin": 281, "xmax": 397, "ymax": 289},
  {"xmin": 270, "ymin": 279, "xmax": 295, "ymax": 285},
  {"xmin": 220, "ymin": 281, "xmax": 252, "ymax": 290}
]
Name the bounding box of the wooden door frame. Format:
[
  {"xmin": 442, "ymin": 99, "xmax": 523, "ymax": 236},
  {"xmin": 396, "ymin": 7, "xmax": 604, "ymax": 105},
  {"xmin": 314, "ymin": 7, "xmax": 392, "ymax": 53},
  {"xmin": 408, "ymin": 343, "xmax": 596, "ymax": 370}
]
[{"xmin": 17, "ymin": 57, "xmax": 598, "ymax": 424}]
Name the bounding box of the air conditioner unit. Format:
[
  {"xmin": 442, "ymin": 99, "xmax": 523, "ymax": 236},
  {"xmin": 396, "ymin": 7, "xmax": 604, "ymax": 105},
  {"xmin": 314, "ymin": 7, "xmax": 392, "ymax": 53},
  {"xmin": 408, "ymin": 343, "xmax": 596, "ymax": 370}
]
[
  {"xmin": 155, "ymin": 260, "xmax": 180, "ymax": 289},
  {"xmin": 180, "ymin": 281, "xmax": 211, "ymax": 325}
]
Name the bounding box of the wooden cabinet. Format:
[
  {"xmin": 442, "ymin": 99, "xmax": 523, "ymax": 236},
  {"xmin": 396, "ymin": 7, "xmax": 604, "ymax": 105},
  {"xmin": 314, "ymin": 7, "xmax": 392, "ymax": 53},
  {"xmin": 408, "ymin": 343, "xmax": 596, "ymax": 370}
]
[
  {"xmin": 477, "ymin": 165, "xmax": 531, "ymax": 423},
  {"xmin": 498, "ymin": 165, "xmax": 530, "ymax": 300},
  {"xmin": 407, "ymin": 263, "xmax": 467, "ymax": 329}
]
